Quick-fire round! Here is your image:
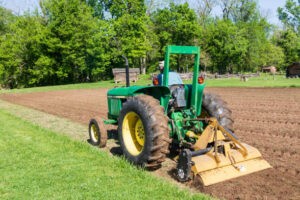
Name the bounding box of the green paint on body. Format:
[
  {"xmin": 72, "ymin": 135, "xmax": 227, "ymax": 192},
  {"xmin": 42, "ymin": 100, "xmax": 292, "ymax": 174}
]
[{"xmin": 106, "ymin": 45, "xmax": 205, "ymax": 144}]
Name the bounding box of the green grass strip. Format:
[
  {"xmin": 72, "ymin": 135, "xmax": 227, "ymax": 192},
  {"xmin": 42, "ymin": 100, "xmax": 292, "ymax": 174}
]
[
  {"xmin": 1, "ymin": 74, "xmax": 298, "ymax": 94},
  {"xmin": 201, "ymin": 75, "xmax": 300, "ymax": 88},
  {"xmin": 0, "ymin": 110, "xmax": 210, "ymax": 200}
]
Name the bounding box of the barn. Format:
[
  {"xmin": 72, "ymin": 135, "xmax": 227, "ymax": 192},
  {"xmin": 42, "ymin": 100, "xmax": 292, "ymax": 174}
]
[
  {"xmin": 286, "ymin": 62, "xmax": 300, "ymax": 78},
  {"xmin": 112, "ymin": 68, "xmax": 140, "ymax": 83},
  {"xmin": 262, "ymin": 66, "xmax": 276, "ymax": 74}
]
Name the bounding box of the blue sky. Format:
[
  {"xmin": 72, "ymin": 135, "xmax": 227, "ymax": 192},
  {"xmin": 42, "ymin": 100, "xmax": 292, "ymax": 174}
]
[{"xmin": 1, "ymin": 0, "xmax": 286, "ymax": 25}]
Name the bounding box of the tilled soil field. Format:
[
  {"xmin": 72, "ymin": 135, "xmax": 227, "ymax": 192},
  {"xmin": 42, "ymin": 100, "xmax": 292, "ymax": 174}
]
[{"xmin": 1, "ymin": 87, "xmax": 299, "ymax": 200}]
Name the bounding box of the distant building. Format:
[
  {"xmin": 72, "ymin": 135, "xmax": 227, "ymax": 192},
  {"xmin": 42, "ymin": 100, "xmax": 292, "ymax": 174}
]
[
  {"xmin": 286, "ymin": 62, "xmax": 300, "ymax": 78},
  {"xmin": 112, "ymin": 68, "xmax": 140, "ymax": 83},
  {"xmin": 262, "ymin": 66, "xmax": 276, "ymax": 75}
]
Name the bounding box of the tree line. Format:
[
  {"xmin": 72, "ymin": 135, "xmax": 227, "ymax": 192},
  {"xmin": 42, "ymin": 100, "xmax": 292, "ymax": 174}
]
[{"xmin": 0, "ymin": 0, "xmax": 299, "ymax": 88}]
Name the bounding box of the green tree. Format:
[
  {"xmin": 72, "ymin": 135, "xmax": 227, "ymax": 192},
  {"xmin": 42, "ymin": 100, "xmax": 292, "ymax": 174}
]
[
  {"xmin": 238, "ymin": 17, "xmax": 272, "ymax": 72},
  {"xmin": 84, "ymin": 0, "xmax": 105, "ymax": 19},
  {"xmin": 203, "ymin": 19, "xmax": 248, "ymax": 73},
  {"xmin": 194, "ymin": 0, "xmax": 216, "ymax": 26},
  {"xmin": 277, "ymin": 0, "xmax": 300, "ymax": 33},
  {"xmin": 41, "ymin": 0, "xmax": 112, "ymax": 83},
  {"xmin": 218, "ymin": 0, "xmax": 274, "ymax": 72},
  {"xmin": 0, "ymin": 14, "xmax": 46, "ymax": 88},
  {"xmin": 259, "ymin": 41, "xmax": 285, "ymax": 70},
  {"xmin": 0, "ymin": 0, "xmax": 112, "ymax": 88},
  {"xmin": 151, "ymin": 3, "xmax": 200, "ymax": 72},
  {"xmin": 220, "ymin": 0, "xmax": 258, "ymax": 22},
  {"xmin": 272, "ymin": 29, "xmax": 300, "ymax": 66},
  {"xmin": 0, "ymin": 6, "xmax": 15, "ymax": 35},
  {"xmin": 100, "ymin": 0, "xmax": 150, "ymax": 74}
]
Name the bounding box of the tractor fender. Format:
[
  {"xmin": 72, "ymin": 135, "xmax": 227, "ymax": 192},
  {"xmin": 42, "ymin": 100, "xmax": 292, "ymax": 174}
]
[
  {"xmin": 133, "ymin": 86, "xmax": 171, "ymax": 110},
  {"xmin": 107, "ymin": 86, "xmax": 170, "ymax": 119}
]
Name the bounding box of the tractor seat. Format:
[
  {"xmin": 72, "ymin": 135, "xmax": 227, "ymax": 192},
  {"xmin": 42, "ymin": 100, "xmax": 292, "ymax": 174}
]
[{"xmin": 157, "ymin": 71, "xmax": 183, "ymax": 86}]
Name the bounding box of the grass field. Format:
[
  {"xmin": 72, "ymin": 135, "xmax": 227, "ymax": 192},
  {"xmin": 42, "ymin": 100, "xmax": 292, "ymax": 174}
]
[
  {"xmin": 0, "ymin": 74, "xmax": 299, "ymax": 94},
  {"xmin": 202, "ymin": 74, "xmax": 300, "ymax": 87},
  {"xmin": 0, "ymin": 110, "xmax": 209, "ymax": 200}
]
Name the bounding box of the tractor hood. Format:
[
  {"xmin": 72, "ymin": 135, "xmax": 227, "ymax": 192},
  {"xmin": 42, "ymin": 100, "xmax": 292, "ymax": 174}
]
[{"xmin": 107, "ymin": 86, "xmax": 171, "ymax": 97}]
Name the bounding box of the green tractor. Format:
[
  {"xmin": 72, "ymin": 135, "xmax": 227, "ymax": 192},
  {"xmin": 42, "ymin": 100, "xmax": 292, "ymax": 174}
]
[{"xmin": 89, "ymin": 46, "xmax": 270, "ymax": 186}]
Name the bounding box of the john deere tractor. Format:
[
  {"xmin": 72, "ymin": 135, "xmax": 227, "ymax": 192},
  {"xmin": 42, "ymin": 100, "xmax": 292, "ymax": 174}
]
[{"xmin": 89, "ymin": 46, "xmax": 270, "ymax": 186}]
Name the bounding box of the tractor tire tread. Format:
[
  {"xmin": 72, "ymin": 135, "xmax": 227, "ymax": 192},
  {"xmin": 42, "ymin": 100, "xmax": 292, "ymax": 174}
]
[
  {"xmin": 119, "ymin": 94, "xmax": 170, "ymax": 170},
  {"xmin": 202, "ymin": 92, "xmax": 234, "ymax": 133}
]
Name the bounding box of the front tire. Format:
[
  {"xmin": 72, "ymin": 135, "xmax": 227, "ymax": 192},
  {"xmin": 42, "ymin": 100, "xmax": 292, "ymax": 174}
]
[
  {"xmin": 89, "ymin": 117, "xmax": 107, "ymax": 147},
  {"xmin": 118, "ymin": 95, "xmax": 171, "ymax": 169}
]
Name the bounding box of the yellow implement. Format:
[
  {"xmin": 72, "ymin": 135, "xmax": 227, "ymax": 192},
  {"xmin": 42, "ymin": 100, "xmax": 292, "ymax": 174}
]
[{"xmin": 177, "ymin": 118, "xmax": 271, "ymax": 186}]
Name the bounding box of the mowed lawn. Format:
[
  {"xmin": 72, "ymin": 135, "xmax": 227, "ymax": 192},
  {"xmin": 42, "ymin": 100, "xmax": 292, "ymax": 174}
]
[
  {"xmin": 0, "ymin": 110, "xmax": 209, "ymax": 200},
  {"xmin": 0, "ymin": 74, "xmax": 299, "ymax": 94}
]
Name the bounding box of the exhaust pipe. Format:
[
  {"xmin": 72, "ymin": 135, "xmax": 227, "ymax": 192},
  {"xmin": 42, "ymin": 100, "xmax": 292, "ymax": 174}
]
[{"xmin": 121, "ymin": 55, "xmax": 130, "ymax": 87}]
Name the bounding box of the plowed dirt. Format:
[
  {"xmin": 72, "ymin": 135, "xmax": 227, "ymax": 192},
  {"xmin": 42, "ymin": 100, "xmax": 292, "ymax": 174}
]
[{"xmin": 1, "ymin": 87, "xmax": 299, "ymax": 200}]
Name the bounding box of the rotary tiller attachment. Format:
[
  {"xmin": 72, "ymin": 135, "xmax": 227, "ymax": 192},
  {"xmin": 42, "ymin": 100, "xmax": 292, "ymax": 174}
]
[{"xmin": 177, "ymin": 118, "xmax": 271, "ymax": 186}]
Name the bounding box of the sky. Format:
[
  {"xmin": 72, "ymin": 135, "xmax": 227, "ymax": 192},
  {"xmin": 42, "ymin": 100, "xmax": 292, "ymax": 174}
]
[{"xmin": 0, "ymin": 0, "xmax": 286, "ymax": 26}]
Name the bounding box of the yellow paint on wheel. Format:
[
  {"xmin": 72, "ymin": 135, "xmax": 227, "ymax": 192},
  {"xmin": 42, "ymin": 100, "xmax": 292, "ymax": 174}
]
[
  {"xmin": 91, "ymin": 124, "xmax": 98, "ymax": 142},
  {"xmin": 122, "ymin": 112, "xmax": 145, "ymax": 156},
  {"xmin": 135, "ymin": 119, "xmax": 145, "ymax": 146}
]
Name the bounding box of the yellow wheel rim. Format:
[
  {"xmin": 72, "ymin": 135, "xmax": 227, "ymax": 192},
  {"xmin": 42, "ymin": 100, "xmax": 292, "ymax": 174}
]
[
  {"xmin": 91, "ymin": 124, "xmax": 98, "ymax": 142},
  {"xmin": 122, "ymin": 112, "xmax": 145, "ymax": 156},
  {"xmin": 135, "ymin": 119, "xmax": 145, "ymax": 146}
]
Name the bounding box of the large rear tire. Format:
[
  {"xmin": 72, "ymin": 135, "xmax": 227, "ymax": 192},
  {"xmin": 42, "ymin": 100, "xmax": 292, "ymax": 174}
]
[
  {"xmin": 201, "ymin": 92, "xmax": 234, "ymax": 132},
  {"xmin": 118, "ymin": 95, "xmax": 171, "ymax": 169}
]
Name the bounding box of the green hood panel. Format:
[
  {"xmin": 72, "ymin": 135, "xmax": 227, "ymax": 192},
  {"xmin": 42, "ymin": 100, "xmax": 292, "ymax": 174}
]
[{"xmin": 107, "ymin": 86, "xmax": 171, "ymax": 97}]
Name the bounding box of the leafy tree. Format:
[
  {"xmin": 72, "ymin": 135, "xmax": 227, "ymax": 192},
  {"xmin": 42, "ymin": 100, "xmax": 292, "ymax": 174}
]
[
  {"xmin": 238, "ymin": 17, "xmax": 272, "ymax": 72},
  {"xmin": 0, "ymin": 0, "xmax": 112, "ymax": 88},
  {"xmin": 220, "ymin": 0, "xmax": 235, "ymax": 20},
  {"xmin": 0, "ymin": 14, "xmax": 46, "ymax": 88},
  {"xmin": 272, "ymin": 29, "xmax": 300, "ymax": 66},
  {"xmin": 217, "ymin": 1, "xmax": 274, "ymax": 72},
  {"xmin": 0, "ymin": 6, "xmax": 15, "ymax": 35},
  {"xmin": 259, "ymin": 41, "xmax": 285, "ymax": 70},
  {"xmin": 100, "ymin": 0, "xmax": 150, "ymax": 74},
  {"xmin": 152, "ymin": 3, "xmax": 200, "ymax": 72},
  {"xmin": 220, "ymin": 0, "xmax": 258, "ymax": 22},
  {"xmin": 199, "ymin": 49, "xmax": 211, "ymax": 72},
  {"xmin": 84, "ymin": 0, "xmax": 105, "ymax": 19},
  {"xmin": 277, "ymin": 0, "xmax": 300, "ymax": 33},
  {"xmin": 41, "ymin": 0, "xmax": 112, "ymax": 83},
  {"xmin": 203, "ymin": 19, "xmax": 248, "ymax": 73},
  {"xmin": 0, "ymin": 0, "xmax": 299, "ymax": 88},
  {"xmin": 231, "ymin": 0, "xmax": 258, "ymax": 23},
  {"xmin": 194, "ymin": 0, "xmax": 216, "ymax": 26},
  {"xmin": 145, "ymin": 0, "xmax": 171, "ymax": 15}
]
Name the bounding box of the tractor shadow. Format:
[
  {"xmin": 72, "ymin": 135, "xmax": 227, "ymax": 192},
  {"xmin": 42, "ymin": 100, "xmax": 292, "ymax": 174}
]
[
  {"xmin": 107, "ymin": 129, "xmax": 118, "ymax": 140},
  {"xmin": 110, "ymin": 146, "xmax": 122, "ymax": 156},
  {"xmin": 166, "ymin": 146, "xmax": 181, "ymax": 180},
  {"xmin": 87, "ymin": 129, "xmax": 118, "ymax": 142},
  {"xmin": 166, "ymin": 168, "xmax": 206, "ymax": 192},
  {"xmin": 107, "ymin": 129, "xmax": 123, "ymax": 156},
  {"xmin": 87, "ymin": 128, "xmax": 123, "ymax": 156},
  {"xmin": 167, "ymin": 168, "xmax": 178, "ymax": 179}
]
